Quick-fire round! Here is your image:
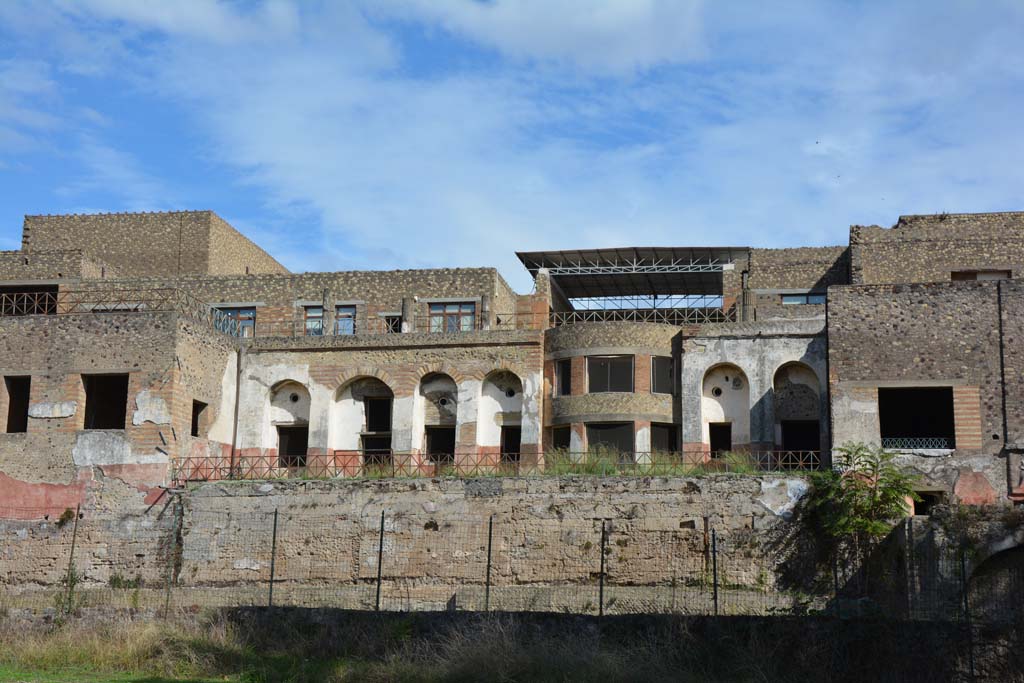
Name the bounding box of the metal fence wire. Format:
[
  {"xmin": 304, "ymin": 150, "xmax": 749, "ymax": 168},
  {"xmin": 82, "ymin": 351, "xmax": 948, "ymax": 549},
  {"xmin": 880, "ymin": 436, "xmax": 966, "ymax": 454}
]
[{"xmin": 4, "ymin": 503, "xmax": 1017, "ymax": 629}]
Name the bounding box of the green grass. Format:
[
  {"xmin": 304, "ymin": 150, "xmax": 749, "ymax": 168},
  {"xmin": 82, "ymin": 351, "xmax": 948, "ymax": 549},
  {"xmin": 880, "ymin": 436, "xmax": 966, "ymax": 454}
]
[{"xmin": 0, "ymin": 665, "xmax": 224, "ymax": 682}]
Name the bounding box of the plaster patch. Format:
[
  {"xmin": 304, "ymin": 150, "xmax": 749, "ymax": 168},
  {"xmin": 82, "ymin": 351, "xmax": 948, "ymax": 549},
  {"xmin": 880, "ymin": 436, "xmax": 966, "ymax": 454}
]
[
  {"xmin": 132, "ymin": 390, "xmax": 172, "ymax": 426},
  {"xmin": 72, "ymin": 431, "xmax": 168, "ymax": 467},
  {"xmin": 28, "ymin": 401, "xmax": 77, "ymax": 419},
  {"xmin": 757, "ymin": 478, "xmax": 808, "ymax": 519},
  {"xmin": 234, "ymin": 559, "xmax": 261, "ymax": 571}
]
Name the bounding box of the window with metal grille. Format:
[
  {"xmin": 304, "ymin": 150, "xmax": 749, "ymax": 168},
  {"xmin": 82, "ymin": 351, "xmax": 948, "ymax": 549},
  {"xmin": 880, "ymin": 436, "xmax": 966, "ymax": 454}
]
[
  {"xmin": 878, "ymin": 387, "xmax": 956, "ymax": 449},
  {"xmin": 587, "ymin": 355, "xmax": 633, "ymax": 393},
  {"xmin": 652, "ymin": 356, "xmax": 673, "ymax": 394},
  {"xmin": 304, "ymin": 306, "xmax": 324, "ymax": 336},
  {"xmin": 383, "ymin": 315, "xmax": 402, "ymax": 333},
  {"xmin": 335, "ymin": 306, "xmax": 356, "ymax": 335},
  {"xmin": 217, "ymin": 307, "xmax": 256, "ymax": 337},
  {"xmin": 429, "ymin": 302, "xmax": 475, "ymax": 332}
]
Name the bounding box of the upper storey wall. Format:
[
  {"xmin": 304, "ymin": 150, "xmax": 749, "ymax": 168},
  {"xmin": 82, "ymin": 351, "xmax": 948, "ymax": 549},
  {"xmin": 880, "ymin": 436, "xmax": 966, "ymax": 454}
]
[
  {"xmin": 850, "ymin": 212, "xmax": 1024, "ymax": 285},
  {"xmin": 21, "ymin": 211, "xmax": 287, "ymax": 279},
  {"xmin": 0, "ymin": 250, "xmax": 121, "ymax": 282},
  {"xmin": 747, "ymin": 247, "xmax": 850, "ymax": 290}
]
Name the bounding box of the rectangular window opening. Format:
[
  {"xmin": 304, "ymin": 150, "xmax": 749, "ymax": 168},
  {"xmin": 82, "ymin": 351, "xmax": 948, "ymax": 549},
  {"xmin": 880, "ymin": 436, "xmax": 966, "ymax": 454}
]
[
  {"xmin": 383, "ymin": 315, "xmax": 402, "ymax": 334},
  {"xmin": 555, "ymin": 359, "xmax": 572, "ymax": 396},
  {"xmin": 586, "ymin": 422, "xmax": 634, "ymax": 458},
  {"xmin": 951, "ymin": 270, "xmax": 1011, "ymax": 282},
  {"xmin": 650, "ymin": 423, "xmax": 678, "ymax": 453},
  {"xmin": 365, "ymin": 397, "xmax": 392, "ymax": 433},
  {"xmin": 83, "ymin": 374, "xmax": 129, "ymax": 430},
  {"xmin": 217, "ymin": 307, "xmax": 256, "ymax": 337},
  {"xmin": 652, "ymin": 356, "xmax": 674, "ymax": 394},
  {"xmin": 781, "ymin": 293, "xmax": 826, "ymax": 305},
  {"xmin": 780, "ymin": 420, "xmax": 820, "ymax": 452},
  {"xmin": 425, "ymin": 426, "xmax": 456, "ymax": 463},
  {"xmin": 304, "ymin": 306, "xmax": 324, "ymax": 336},
  {"xmin": 4, "ymin": 376, "xmax": 30, "ymax": 433},
  {"xmin": 335, "ymin": 306, "xmax": 356, "ymax": 335},
  {"xmin": 551, "ymin": 425, "xmax": 571, "ymax": 451},
  {"xmin": 501, "ymin": 425, "xmax": 522, "ymax": 462},
  {"xmin": 429, "ymin": 302, "xmax": 476, "ymax": 333},
  {"xmin": 587, "ymin": 355, "xmax": 634, "ymax": 393},
  {"xmin": 277, "ymin": 425, "xmax": 308, "ymax": 468},
  {"xmin": 913, "ymin": 491, "xmax": 946, "ymax": 516},
  {"xmin": 190, "ymin": 400, "xmax": 207, "ymax": 438},
  {"xmin": 878, "ymin": 387, "xmax": 955, "ymax": 450},
  {"xmin": 709, "ymin": 422, "xmax": 732, "ymax": 456}
]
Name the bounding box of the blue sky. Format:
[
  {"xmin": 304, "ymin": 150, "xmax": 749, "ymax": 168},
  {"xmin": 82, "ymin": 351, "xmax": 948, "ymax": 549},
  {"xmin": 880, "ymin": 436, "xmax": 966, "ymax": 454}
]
[{"xmin": 1, "ymin": 1, "xmax": 1023, "ymax": 291}]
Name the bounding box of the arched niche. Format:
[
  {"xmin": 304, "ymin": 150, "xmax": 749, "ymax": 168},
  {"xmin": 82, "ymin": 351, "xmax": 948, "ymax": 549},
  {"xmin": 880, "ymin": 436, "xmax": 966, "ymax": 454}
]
[
  {"xmin": 479, "ymin": 370, "xmax": 524, "ymax": 459},
  {"xmin": 332, "ymin": 377, "xmax": 394, "ymax": 458},
  {"xmin": 419, "ymin": 372, "xmax": 458, "ymax": 461},
  {"xmin": 773, "ymin": 362, "xmax": 821, "ymax": 451},
  {"xmin": 700, "ymin": 364, "xmax": 750, "ymax": 454},
  {"xmin": 269, "ymin": 380, "xmax": 310, "ymax": 466}
]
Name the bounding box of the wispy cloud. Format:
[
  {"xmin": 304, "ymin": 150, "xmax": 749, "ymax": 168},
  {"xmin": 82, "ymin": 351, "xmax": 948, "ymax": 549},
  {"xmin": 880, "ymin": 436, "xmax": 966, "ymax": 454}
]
[{"xmin": 1, "ymin": 1, "xmax": 1023, "ymax": 288}]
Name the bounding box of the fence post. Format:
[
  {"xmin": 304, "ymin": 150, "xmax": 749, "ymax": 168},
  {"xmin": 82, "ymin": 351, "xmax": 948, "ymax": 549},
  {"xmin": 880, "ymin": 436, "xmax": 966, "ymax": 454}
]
[
  {"xmin": 64, "ymin": 504, "xmax": 81, "ymax": 616},
  {"xmin": 711, "ymin": 528, "xmax": 719, "ymax": 616},
  {"xmin": 833, "ymin": 552, "xmax": 841, "ymax": 619},
  {"xmin": 598, "ymin": 520, "xmax": 607, "ymax": 617},
  {"xmin": 960, "ymin": 547, "xmax": 976, "ymax": 680},
  {"xmin": 375, "ymin": 510, "xmax": 385, "ymax": 611},
  {"xmin": 268, "ymin": 508, "xmax": 278, "ymax": 607},
  {"xmin": 163, "ymin": 497, "xmax": 182, "ymax": 618},
  {"xmin": 485, "ymin": 514, "xmax": 494, "ymax": 612}
]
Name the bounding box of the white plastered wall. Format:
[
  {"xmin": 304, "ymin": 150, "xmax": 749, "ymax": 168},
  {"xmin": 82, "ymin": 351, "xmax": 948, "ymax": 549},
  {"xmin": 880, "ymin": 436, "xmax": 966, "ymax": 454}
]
[
  {"xmin": 477, "ymin": 372, "xmax": 523, "ymax": 448},
  {"xmin": 701, "ymin": 365, "xmax": 751, "ymax": 446}
]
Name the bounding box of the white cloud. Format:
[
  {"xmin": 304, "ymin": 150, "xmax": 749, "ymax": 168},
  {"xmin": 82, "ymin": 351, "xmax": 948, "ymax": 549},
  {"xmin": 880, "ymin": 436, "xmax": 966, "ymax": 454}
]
[{"xmin": 371, "ymin": 0, "xmax": 706, "ymax": 73}]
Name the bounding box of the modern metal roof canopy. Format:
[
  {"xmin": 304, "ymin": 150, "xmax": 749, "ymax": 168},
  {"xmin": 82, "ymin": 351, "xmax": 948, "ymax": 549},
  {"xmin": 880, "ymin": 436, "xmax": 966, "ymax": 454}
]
[{"xmin": 516, "ymin": 247, "xmax": 750, "ymax": 298}]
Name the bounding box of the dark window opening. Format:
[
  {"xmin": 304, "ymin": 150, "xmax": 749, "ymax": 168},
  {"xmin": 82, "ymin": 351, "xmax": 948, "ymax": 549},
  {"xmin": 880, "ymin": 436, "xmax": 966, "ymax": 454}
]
[
  {"xmin": 552, "ymin": 425, "xmax": 571, "ymax": 450},
  {"xmin": 952, "ymin": 270, "xmax": 1011, "ymax": 282},
  {"xmin": 0, "ymin": 285, "xmax": 58, "ymax": 316},
  {"xmin": 190, "ymin": 400, "xmax": 207, "ymax": 438},
  {"xmin": 780, "ymin": 420, "xmax": 819, "ymax": 452},
  {"xmin": 586, "ymin": 422, "xmax": 634, "ymax": 456},
  {"xmin": 587, "ymin": 355, "xmax": 633, "ymax": 393},
  {"xmin": 652, "ymin": 356, "xmax": 674, "ymax": 394},
  {"xmin": 4, "ymin": 376, "xmax": 30, "ymax": 433},
  {"xmin": 501, "ymin": 425, "xmax": 522, "ymax": 462},
  {"xmin": 914, "ymin": 491, "xmax": 945, "ymax": 516},
  {"xmin": 650, "ymin": 423, "xmax": 678, "ymax": 452},
  {"xmin": 361, "ymin": 435, "xmax": 392, "ymax": 464},
  {"xmin": 365, "ymin": 397, "xmax": 392, "ymax": 433},
  {"xmin": 879, "ymin": 387, "xmax": 955, "ymax": 449},
  {"xmin": 426, "ymin": 426, "xmax": 456, "ymax": 463},
  {"xmin": 555, "ymin": 359, "xmax": 572, "ymax": 396},
  {"xmin": 277, "ymin": 426, "xmax": 308, "ymax": 467},
  {"xmin": 709, "ymin": 422, "xmax": 732, "ymax": 456},
  {"xmin": 384, "ymin": 315, "xmax": 402, "ymax": 334},
  {"xmin": 83, "ymin": 374, "xmax": 129, "ymax": 430}
]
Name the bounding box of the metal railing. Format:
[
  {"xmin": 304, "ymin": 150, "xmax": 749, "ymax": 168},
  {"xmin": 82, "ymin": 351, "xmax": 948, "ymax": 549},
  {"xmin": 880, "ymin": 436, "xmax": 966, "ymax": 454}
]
[
  {"xmin": 881, "ymin": 437, "xmax": 955, "ymax": 450},
  {"xmin": 550, "ymin": 306, "xmax": 737, "ymax": 327},
  {"xmin": 250, "ymin": 312, "xmax": 542, "ymax": 338},
  {"xmin": 0, "ymin": 288, "xmax": 240, "ymax": 336},
  {"xmin": 172, "ymin": 449, "xmax": 823, "ymax": 484}
]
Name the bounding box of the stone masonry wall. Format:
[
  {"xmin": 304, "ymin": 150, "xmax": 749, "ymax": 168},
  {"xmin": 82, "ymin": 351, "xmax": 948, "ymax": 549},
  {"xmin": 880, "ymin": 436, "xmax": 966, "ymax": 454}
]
[
  {"xmin": 0, "ymin": 250, "xmax": 119, "ymax": 282},
  {"xmin": 747, "ymin": 246, "xmax": 850, "ymax": 290},
  {"xmin": 850, "ymin": 212, "xmax": 1024, "ymax": 285},
  {"xmin": 828, "ymin": 280, "xmax": 1016, "ymax": 503},
  {"xmin": 21, "ymin": 211, "xmax": 286, "ymax": 279}
]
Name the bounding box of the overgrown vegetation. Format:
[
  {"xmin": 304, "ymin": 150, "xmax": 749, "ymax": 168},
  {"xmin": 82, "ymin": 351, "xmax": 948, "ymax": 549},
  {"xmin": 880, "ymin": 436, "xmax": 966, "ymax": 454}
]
[
  {"xmin": 0, "ymin": 608, "xmax": 971, "ymax": 682},
  {"xmin": 806, "ymin": 442, "xmax": 918, "ymax": 561}
]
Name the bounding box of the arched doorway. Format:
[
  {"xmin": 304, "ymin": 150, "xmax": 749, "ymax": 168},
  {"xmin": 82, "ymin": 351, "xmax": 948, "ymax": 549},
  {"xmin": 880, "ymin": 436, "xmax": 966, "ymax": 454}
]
[
  {"xmin": 773, "ymin": 362, "xmax": 821, "ymax": 452},
  {"xmin": 701, "ymin": 364, "xmax": 750, "ymax": 455}
]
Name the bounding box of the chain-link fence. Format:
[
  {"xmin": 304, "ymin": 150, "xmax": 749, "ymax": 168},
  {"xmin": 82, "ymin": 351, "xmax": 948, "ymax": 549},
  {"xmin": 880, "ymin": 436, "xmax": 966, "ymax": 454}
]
[{"xmin": 5, "ymin": 500, "xmax": 1014, "ymax": 626}]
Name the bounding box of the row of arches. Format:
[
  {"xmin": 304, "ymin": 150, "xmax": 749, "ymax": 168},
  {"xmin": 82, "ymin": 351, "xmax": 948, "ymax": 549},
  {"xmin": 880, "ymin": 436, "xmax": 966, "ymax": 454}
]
[
  {"xmin": 266, "ymin": 370, "xmax": 526, "ymax": 464},
  {"xmin": 700, "ymin": 360, "xmax": 824, "ymax": 452}
]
